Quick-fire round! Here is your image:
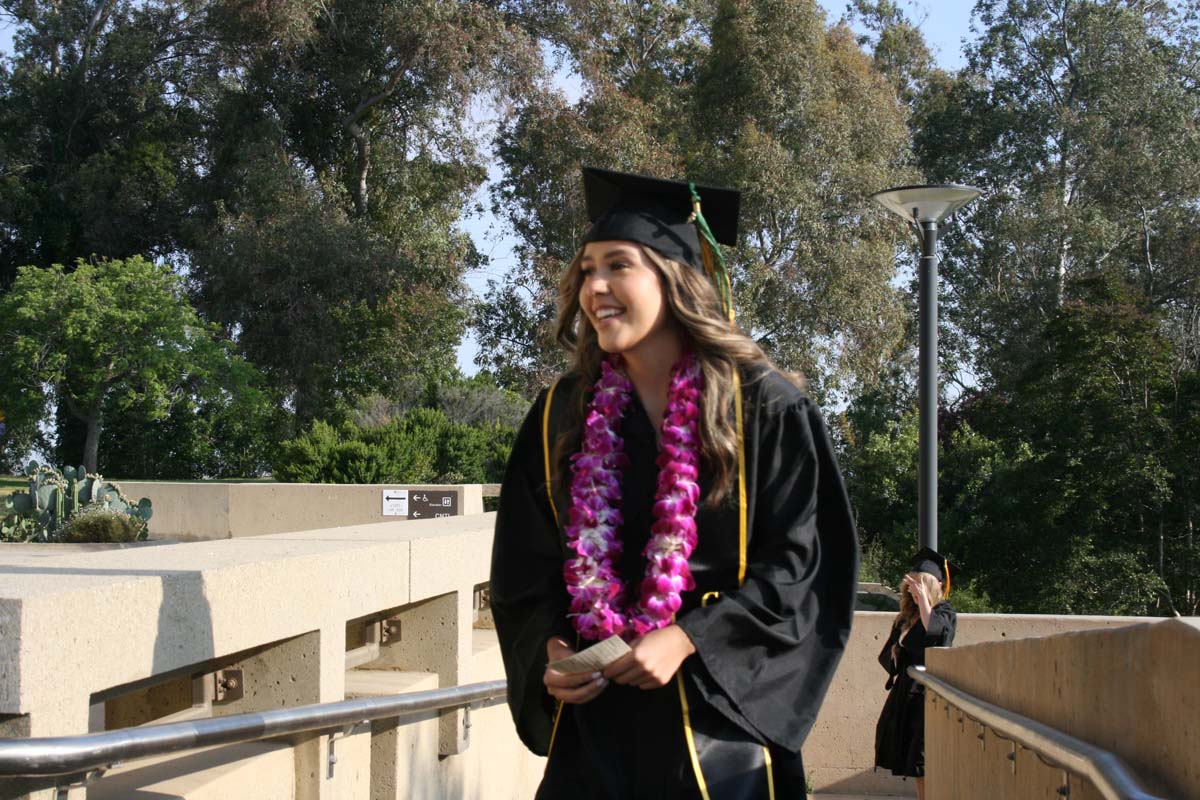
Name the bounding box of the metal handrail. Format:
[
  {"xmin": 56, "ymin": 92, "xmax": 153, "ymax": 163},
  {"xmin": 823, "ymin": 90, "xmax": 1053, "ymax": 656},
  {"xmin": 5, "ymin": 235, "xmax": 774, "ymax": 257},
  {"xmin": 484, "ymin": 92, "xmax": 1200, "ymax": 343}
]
[
  {"xmin": 0, "ymin": 679, "xmax": 507, "ymax": 778},
  {"xmin": 908, "ymin": 666, "xmax": 1168, "ymax": 800}
]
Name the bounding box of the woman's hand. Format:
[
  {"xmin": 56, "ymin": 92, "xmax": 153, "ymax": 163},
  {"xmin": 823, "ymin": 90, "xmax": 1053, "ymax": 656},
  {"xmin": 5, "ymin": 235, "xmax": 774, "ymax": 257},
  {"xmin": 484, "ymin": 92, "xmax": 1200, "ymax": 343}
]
[
  {"xmin": 544, "ymin": 637, "xmax": 607, "ymax": 704},
  {"xmin": 603, "ymin": 625, "xmax": 697, "ymax": 690},
  {"xmin": 901, "ymin": 573, "xmax": 933, "ymax": 629}
]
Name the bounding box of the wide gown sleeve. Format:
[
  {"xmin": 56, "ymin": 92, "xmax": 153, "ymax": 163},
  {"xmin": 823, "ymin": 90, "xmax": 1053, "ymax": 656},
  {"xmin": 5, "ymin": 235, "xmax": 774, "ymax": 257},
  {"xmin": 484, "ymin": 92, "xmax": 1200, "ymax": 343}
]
[
  {"xmin": 675, "ymin": 395, "xmax": 859, "ymax": 752},
  {"xmin": 922, "ymin": 602, "xmax": 956, "ymax": 648},
  {"xmin": 878, "ymin": 624, "xmax": 898, "ymax": 676},
  {"xmin": 489, "ymin": 388, "xmax": 573, "ymax": 755}
]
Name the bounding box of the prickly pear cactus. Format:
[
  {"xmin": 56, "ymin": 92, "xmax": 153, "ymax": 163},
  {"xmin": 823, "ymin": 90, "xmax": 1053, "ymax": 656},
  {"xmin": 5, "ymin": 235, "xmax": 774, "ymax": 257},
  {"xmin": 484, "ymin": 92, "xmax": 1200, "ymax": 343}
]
[{"xmin": 1, "ymin": 461, "xmax": 153, "ymax": 542}]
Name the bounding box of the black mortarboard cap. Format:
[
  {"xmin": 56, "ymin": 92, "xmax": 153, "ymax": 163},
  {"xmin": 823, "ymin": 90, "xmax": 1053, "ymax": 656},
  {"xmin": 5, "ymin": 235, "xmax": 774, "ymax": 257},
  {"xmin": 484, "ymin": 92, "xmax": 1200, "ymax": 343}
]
[
  {"xmin": 581, "ymin": 166, "xmax": 741, "ymax": 272},
  {"xmin": 911, "ymin": 546, "xmax": 954, "ymax": 594}
]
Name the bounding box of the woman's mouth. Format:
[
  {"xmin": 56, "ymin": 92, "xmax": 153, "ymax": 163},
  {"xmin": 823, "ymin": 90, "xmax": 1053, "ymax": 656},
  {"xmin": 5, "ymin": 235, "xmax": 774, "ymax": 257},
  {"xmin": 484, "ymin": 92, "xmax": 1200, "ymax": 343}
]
[{"xmin": 594, "ymin": 306, "xmax": 625, "ymax": 325}]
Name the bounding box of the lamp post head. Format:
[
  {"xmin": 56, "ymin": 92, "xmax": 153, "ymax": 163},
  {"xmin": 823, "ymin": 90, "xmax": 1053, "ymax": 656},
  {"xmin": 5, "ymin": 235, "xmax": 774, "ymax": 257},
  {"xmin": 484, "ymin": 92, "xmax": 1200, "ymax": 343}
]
[{"xmin": 870, "ymin": 184, "xmax": 982, "ymax": 225}]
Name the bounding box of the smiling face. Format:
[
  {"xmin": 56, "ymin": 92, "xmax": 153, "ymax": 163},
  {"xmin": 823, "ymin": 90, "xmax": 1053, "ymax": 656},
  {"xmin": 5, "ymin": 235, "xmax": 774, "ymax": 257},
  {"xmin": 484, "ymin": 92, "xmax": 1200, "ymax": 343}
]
[{"xmin": 578, "ymin": 240, "xmax": 676, "ymax": 356}]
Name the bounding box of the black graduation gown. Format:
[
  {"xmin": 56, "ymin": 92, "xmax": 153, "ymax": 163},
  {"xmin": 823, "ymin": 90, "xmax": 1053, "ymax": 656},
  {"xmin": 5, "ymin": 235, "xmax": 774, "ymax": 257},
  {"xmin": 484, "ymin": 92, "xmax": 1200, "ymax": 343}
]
[
  {"xmin": 490, "ymin": 368, "xmax": 859, "ymax": 799},
  {"xmin": 873, "ymin": 602, "xmax": 957, "ymax": 778}
]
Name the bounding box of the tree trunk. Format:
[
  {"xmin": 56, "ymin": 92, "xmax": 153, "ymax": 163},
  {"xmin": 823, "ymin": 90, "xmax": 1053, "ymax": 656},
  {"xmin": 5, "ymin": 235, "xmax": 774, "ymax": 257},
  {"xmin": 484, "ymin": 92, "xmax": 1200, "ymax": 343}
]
[
  {"xmin": 1188, "ymin": 505, "xmax": 1196, "ymax": 615},
  {"xmin": 347, "ymin": 119, "xmax": 370, "ymax": 217},
  {"xmin": 83, "ymin": 413, "xmax": 102, "ymax": 474}
]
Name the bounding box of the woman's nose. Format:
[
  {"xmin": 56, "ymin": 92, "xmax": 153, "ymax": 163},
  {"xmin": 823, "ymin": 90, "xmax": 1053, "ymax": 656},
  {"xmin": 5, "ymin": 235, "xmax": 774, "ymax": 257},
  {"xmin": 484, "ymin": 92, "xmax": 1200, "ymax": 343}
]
[{"xmin": 586, "ymin": 274, "xmax": 610, "ymax": 295}]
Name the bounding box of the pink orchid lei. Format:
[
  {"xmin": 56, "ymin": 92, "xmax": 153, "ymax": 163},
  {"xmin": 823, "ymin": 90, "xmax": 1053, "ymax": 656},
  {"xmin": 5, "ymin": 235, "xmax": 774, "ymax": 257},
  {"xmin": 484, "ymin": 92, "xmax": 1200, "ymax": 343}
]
[{"xmin": 563, "ymin": 350, "xmax": 704, "ymax": 641}]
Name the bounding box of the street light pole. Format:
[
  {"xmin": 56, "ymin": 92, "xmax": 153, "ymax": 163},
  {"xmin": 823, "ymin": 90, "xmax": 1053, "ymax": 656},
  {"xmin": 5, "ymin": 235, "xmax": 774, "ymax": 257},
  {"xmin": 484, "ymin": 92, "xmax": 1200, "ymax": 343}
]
[
  {"xmin": 869, "ymin": 185, "xmax": 981, "ymax": 553},
  {"xmin": 917, "ymin": 220, "xmax": 939, "ymax": 552}
]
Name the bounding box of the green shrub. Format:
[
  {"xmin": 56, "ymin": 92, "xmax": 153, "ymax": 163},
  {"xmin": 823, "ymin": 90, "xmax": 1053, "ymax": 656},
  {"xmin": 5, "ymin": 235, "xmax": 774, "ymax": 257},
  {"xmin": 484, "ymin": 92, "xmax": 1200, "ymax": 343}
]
[
  {"xmin": 273, "ymin": 421, "xmax": 340, "ymax": 482},
  {"xmin": 60, "ymin": 505, "xmax": 148, "ymax": 543},
  {"xmin": 274, "ymin": 409, "xmax": 517, "ymax": 485},
  {"xmin": 327, "ymin": 440, "xmax": 391, "ymax": 484}
]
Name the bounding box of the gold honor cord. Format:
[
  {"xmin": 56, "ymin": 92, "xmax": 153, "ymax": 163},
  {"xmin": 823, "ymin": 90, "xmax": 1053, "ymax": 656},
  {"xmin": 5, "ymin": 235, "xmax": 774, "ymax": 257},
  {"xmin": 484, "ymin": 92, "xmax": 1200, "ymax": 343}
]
[
  {"xmin": 734, "ymin": 370, "xmax": 748, "ymax": 585},
  {"xmin": 542, "ymin": 379, "xmax": 561, "ymax": 528},
  {"xmin": 688, "ymin": 182, "xmax": 736, "ymax": 323},
  {"xmin": 679, "ymin": 376, "xmax": 774, "ymax": 798},
  {"xmin": 677, "ymin": 673, "xmax": 714, "ymax": 800},
  {"xmin": 541, "ymin": 379, "xmax": 565, "ymax": 761}
]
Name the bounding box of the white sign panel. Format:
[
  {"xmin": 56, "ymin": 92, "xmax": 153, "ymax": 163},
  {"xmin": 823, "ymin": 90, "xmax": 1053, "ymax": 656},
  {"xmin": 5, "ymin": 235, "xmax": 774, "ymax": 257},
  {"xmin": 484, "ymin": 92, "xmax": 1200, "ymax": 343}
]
[{"xmin": 382, "ymin": 490, "xmax": 409, "ymax": 517}]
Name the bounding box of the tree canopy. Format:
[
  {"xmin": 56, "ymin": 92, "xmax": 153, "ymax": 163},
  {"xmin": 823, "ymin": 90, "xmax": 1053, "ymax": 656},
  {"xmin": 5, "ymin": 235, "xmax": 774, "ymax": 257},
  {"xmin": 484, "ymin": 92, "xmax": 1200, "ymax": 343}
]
[
  {"xmin": 0, "ymin": 256, "xmax": 260, "ymax": 473},
  {"xmin": 0, "ymin": 0, "xmax": 1196, "ymax": 615},
  {"xmin": 474, "ymin": 0, "xmax": 917, "ymax": 401}
]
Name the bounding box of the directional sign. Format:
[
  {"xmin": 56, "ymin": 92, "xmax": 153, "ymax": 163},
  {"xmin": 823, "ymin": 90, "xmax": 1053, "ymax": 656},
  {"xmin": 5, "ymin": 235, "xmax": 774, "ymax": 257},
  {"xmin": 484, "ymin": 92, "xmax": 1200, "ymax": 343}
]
[
  {"xmin": 407, "ymin": 490, "xmax": 458, "ymax": 519},
  {"xmin": 381, "ymin": 489, "xmax": 459, "ymax": 519},
  {"xmin": 382, "ymin": 490, "xmax": 409, "ymax": 517}
]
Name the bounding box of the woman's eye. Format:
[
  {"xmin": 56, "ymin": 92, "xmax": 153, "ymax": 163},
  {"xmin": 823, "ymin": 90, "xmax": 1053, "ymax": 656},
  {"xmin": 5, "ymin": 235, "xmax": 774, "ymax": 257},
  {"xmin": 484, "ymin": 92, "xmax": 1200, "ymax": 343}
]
[
  {"xmin": 610, "ymin": 261, "xmax": 628, "ymax": 270},
  {"xmin": 580, "ymin": 267, "xmax": 594, "ymax": 277}
]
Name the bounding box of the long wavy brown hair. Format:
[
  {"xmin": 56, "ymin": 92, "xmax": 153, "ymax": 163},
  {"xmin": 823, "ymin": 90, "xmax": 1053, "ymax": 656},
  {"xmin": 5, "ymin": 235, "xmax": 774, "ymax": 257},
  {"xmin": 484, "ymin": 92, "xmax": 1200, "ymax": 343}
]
[
  {"xmin": 552, "ymin": 243, "xmax": 801, "ymax": 506},
  {"xmin": 896, "ymin": 572, "xmax": 945, "ymax": 629}
]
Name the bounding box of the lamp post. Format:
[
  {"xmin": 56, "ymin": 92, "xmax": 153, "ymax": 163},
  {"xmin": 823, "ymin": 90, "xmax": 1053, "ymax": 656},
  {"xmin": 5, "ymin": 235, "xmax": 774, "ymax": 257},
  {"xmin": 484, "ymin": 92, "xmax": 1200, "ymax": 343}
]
[{"xmin": 869, "ymin": 184, "xmax": 981, "ymax": 552}]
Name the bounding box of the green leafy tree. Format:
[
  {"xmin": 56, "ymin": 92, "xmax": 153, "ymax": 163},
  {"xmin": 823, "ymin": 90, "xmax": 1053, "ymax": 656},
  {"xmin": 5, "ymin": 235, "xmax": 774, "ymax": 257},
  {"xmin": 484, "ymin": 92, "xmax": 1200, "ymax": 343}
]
[
  {"xmin": 1, "ymin": 0, "xmax": 546, "ymax": 435},
  {"xmin": 0, "ymin": 0, "xmax": 206, "ymax": 288},
  {"xmin": 190, "ymin": 180, "xmax": 468, "ymax": 423},
  {"xmin": 96, "ymin": 354, "xmax": 289, "ymax": 480},
  {"xmin": 841, "ymin": 407, "xmax": 920, "ymax": 581},
  {"xmin": 354, "ymin": 373, "xmax": 531, "ymax": 430},
  {"xmin": 1166, "ymin": 370, "xmax": 1200, "ymax": 614},
  {"xmin": 956, "ymin": 277, "xmax": 1187, "ymax": 614},
  {"xmin": 844, "ymin": 0, "xmax": 937, "ymax": 108},
  {"xmin": 0, "ymin": 256, "xmax": 264, "ymax": 473},
  {"xmin": 187, "ymin": 0, "xmax": 542, "ymax": 420},
  {"xmin": 913, "ymin": 0, "xmax": 1200, "ymax": 389},
  {"xmin": 476, "ymin": 0, "xmax": 916, "ymax": 401},
  {"xmin": 688, "ymin": 0, "xmax": 916, "ymax": 400}
]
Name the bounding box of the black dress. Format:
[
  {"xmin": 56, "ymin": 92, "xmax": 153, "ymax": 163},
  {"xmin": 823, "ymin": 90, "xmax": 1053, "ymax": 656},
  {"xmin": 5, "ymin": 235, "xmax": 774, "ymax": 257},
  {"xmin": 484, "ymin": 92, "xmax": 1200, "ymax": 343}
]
[
  {"xmin": 490, "ymin": 368, "xmax": 860, "ymax": 799},
  {"xmin": 873, "ymin": 603, "xmax": 957, "ymax": 777}
]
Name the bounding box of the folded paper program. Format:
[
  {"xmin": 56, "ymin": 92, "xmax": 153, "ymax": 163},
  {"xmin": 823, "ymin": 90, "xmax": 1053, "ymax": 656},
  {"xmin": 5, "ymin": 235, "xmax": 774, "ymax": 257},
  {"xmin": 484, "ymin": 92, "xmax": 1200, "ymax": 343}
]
[{"xmin": 546, "ymin": 635, "xmax": 632, "ymax": 674}]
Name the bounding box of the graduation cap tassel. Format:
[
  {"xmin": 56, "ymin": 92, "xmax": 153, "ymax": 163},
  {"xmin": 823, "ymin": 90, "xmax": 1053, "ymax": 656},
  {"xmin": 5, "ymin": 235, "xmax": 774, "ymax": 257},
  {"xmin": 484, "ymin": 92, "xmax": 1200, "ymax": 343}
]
[
  {"xmin": 944, "ymin": 559, "xmax": 951, "ymax": 598},
  {"xmin": 688, "ymin": 182, "xmax": 736, "ymax": 323}
]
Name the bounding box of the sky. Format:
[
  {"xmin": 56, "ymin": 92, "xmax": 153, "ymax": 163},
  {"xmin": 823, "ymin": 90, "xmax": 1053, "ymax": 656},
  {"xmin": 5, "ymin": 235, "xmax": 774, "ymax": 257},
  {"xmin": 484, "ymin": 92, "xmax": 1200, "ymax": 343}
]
[{"xmin": 0, "ymin": 1, "xmax": 980, "ymax": 375}]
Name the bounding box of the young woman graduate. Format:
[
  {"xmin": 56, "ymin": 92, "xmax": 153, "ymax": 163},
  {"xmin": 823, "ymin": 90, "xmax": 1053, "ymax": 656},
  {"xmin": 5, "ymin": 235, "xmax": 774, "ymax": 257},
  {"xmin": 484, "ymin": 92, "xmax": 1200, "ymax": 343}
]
[
  {"xmin": 874, "ymin": 547, "xmax": 957, "ymax": 800},
  {"xmin": 490, "ymin": 165, "xmax": 860, "ymax": 799}
]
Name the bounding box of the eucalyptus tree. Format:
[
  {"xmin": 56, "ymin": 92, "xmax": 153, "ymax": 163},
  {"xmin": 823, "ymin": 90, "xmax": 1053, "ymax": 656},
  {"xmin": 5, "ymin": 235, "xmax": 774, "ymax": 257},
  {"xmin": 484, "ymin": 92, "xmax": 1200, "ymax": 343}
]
[
  {"xmin": 914, "ymin": 0, "xmax": 1200, "ymax": 387},
  {"xmin": 475, "ymin": 0, "xmax": 916, "ymax": 401}
]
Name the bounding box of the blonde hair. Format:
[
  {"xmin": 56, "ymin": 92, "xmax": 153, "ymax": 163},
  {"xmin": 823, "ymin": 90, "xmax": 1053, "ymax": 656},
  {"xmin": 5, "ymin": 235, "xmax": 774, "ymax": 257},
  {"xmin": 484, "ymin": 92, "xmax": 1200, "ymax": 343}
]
[
  {"xmin": 896, "ymin": 572, "xmax": 945, "ymax": 628},
  {"xmin": 552, "ymin": 243, "xmax": 799, "ymax": 505}
]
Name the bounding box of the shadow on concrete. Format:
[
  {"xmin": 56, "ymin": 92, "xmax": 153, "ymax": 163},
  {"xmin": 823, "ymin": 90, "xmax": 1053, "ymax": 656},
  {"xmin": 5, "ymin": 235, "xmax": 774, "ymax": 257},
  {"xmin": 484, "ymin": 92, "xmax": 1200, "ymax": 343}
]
[
  {"xmin": 814, "ymin": 769, "xmax": 917, "ymax": 797},
  {"xmin": 88, "ymin": 742, "xmax": 287, "ymax": 800}
]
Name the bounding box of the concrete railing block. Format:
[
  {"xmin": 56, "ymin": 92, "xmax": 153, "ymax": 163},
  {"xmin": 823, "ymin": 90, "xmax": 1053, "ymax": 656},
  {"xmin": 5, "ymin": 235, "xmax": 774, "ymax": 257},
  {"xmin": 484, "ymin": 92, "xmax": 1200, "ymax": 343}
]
[
  {"xmin": 460, "ymin": 628, "xmax": 544, "ymax": 800},
  {"xmin": 802, "ymin": 611, "xmax": 1153, "ymax": 797},
  {"xmin": 116, "ymin": 482, "xmax": 486, "ymax": 541},
  {"xmin": 89, "ymin": 742, "xmax": 296, "ymax": 800},
  {"xmin": 5, "ymin": 515, "xmax": 1184, "ymax": 800},
  {"xmin": 346, "ymin": 670, "xmax": 439, "ymax": 800},
  {"xmin": 925, "ymin": 617, "xmax": 1198, "ymax": 800}
]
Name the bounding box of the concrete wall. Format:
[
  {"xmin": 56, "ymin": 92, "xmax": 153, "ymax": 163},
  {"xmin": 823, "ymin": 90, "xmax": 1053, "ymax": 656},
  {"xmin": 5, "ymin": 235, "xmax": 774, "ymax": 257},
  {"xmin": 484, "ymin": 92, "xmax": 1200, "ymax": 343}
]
[
  {"xmin": 801, "ymin": 611, "xmax": 1152, "ymax": 797},
  {"xmin": 0, "ymin": 513, "xmax": 518, "ymax": 800},
  {"xmin": 924, "ymin": 618, "xmax": 1198, "ymax": 800},
  {"xmin": 0, "ymin": 511, "xmax": 1184, "ymax": 800},
  {"xmin": 117, "ymin": 482, "xmax": 484, "ymax": 541}
]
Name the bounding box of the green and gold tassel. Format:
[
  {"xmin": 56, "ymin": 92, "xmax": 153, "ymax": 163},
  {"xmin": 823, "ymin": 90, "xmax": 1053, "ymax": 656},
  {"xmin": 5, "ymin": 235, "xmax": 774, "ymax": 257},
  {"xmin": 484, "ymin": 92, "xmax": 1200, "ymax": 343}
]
[{"xmin": 688, "ymin": 182, "xmax": 735, "ymax": 323}]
